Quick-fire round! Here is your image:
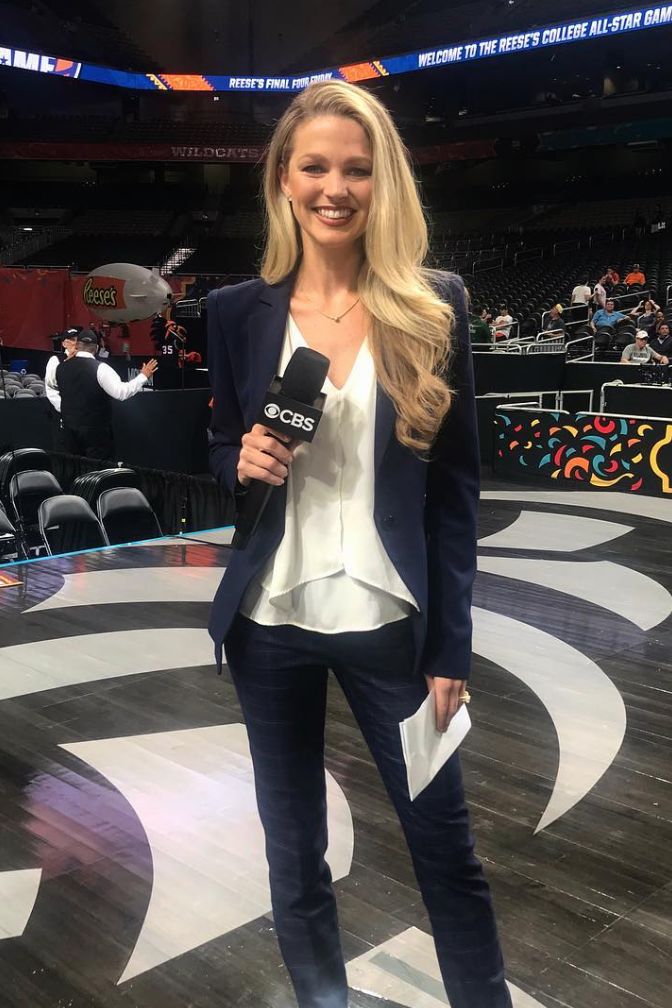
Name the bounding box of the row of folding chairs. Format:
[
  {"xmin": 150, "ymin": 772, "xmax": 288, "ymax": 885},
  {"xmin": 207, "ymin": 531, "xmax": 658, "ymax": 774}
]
[
  {"xmin": 0, "ymin": 450, "xmax": 162, "ymax": 558},
  {"xmin": 0, "ymin": 385, "xmax": 46, "ymax": 398},
  {"xmin": 38, "ymin": 488, "xmax": 162, "ymax": 555},
  {"xmin": 0, "ymin": 372, "xmax": 46, "ymax": 397}
]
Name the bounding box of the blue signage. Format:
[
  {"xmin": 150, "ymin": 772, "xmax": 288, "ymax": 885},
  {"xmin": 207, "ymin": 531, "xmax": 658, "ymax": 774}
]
[{"xmin": 0, "ymin": 4, "xmax": 670, "ymax": 91}]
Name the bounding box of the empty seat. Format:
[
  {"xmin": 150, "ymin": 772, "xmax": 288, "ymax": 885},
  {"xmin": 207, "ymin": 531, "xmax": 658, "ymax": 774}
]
[
  {"xmin": 71, "ymin": 467, "xmax": 138, "ymax": 512},
  {"xmin": 0, "ymin": 505, "xmax": 20, "ymax": 560},
  {"xmin": 0, "ymin": 448, "xmax": 52, "ymax": 506},
  {"xmin": 39, "ymin": 495, "xmax": 107, "ymax": 556},
  {"xmin": 9, "ymin": 470, "xmax": 63, "ymax": 528},
  {"xmin": 97, "ymin": 488, "xmax": 162, "ymax": 545}
]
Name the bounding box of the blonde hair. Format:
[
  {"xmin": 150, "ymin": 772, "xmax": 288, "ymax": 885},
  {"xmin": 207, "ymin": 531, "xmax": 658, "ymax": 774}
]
[{"xmin": 261, "ymin": 80, "xmax": 455, "ymax": 457}]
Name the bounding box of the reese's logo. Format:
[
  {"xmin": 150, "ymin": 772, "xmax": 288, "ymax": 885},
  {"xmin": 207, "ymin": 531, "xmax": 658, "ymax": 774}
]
[{"xmin": 83, "ymin": 277, "xmax": 121, "ymax": 309}]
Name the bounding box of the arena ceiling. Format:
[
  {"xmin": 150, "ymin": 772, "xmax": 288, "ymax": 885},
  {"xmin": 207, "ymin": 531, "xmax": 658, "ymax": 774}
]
[{"xmin": 1, "ymin": 0, "xmax": 652, "ymax": 74}]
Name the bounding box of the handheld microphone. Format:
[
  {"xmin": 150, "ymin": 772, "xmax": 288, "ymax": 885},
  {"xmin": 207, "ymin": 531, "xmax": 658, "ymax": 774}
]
[{"xmin": 231, "ymin": 347, "xmax": 329, "ymax": 550}]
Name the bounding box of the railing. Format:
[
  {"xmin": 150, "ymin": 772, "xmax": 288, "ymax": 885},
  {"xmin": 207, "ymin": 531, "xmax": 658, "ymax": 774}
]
[
  {"xmin": 513, "ymin": 246, "xmax": 543, "ymax": 265},
  {"xmin": 485, "ymin": 393, "xmax": 563, "ymax": 410},
  {"xmin": 473, "ymin": 256, "xmax": 504, "ymax": 274},
  {"xmin": 566, "ymin": 334, "xmax": 595, "ymax": 362},
  {"xmin": 471, "ymin": 342, "xmax": 523, "ymax": 354},
  {"xmin": 612, "ymin": 289, "xmax": 652, "ymax": 310},
  {"xmin": 560, "ymin": 389, "xmax": 595, "ymax": 411}
]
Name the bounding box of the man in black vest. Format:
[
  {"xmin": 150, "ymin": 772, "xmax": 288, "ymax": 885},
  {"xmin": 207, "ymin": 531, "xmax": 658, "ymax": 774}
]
[{"xmin": 56, "ymin": 330, "xmax": 158, "ymax": 460}]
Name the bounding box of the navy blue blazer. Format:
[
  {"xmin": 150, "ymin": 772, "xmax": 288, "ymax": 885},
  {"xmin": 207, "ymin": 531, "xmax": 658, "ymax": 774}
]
[{"xmin": 207, "ymin": 271, "xmax": 479, "ymax": 681}]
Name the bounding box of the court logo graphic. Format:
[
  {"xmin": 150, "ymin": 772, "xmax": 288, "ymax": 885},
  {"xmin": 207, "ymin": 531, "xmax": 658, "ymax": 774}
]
[{"xmin": 2, "ymin": 494, "xmax": 670, "ymax": 1005}]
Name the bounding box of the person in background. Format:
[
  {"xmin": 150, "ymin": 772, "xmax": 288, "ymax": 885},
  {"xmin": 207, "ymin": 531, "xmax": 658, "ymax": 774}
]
[
  {"xmin": 592, "ymin": 278, "xmax": 607, "ymax": 310},
  {"xmin": 629, "ymin": 298, "xmax": 660, "ymax": 335},
  {"xmin": 591, "ymin": 299, "xmax": 626, "ymax": 331},
  {"xmin": 600, "ymin": 266, "xmax": 620, "ymax": 290},
  {"xmin": 624, "ymin": 263, "xmax": 646, "ymax": 287},
  {"xmin": 542, "ymin": 304, "xmax": 566, "ymax": 334},
  {"xmin": 55, "ymin": 329, "xmax": 158, "ymax": 459},
  {"xmin": 621, "ymin": 330, "xmax": 669, "ymax": 365},
  {"xmin": 649, "ymin": 322, "xmax": 672, "ymax": 359},
  {"xmin": 571, "ymin": 279, "xmax": 592, "ymax": 306},
  {"xmin": 97, "ymin": 335, "xmax": 110, "ymax": 359},
  {"xmin": 44, "ymin": 329, "xmax": 78, "ymax": 412},
  {"xmin": 468, "ymin": 305, "xmax": 493, "ymax": 343},
  {"xmin": 493, "ymin": 303, "xmax": 514, "ymax": 340}
]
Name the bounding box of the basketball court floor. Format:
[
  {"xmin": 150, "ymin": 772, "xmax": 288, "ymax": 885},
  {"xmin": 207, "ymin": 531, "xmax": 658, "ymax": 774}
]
[{"xmin": 0, "ymin": 482, "xmax": 670, "ymax": 1008}]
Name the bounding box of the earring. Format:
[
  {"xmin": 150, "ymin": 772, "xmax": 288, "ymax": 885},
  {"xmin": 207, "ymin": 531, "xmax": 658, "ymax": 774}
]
[{"xmin": 287, "ymin": 195, "xmax": 292, "ymax": 203}]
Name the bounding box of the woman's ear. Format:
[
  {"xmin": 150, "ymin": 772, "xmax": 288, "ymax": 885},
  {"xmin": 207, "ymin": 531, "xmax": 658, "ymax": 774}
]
[{"xmin": 278, "ymin": 162, "xmax": 290, "ymax": 201}]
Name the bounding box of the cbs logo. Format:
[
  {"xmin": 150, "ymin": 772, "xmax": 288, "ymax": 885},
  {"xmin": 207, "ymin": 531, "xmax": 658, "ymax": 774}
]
[{"xmin": 264, "ymin": 402, "xmax": 315, "ymax": 432}]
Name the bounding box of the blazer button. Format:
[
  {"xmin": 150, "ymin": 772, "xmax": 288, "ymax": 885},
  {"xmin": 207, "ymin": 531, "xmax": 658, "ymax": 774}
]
[{"xmin": 382, "ymin": 514, "xmax": 395, "ymax": 527}]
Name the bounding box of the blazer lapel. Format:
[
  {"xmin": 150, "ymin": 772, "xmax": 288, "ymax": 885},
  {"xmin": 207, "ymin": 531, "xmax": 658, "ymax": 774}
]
[
  {"xmin": 374, "ymin": 383, "xmax": 397, "ymax": 473},
  {"xmin": 243, "ymin": 277, "xmax": 293, "ymax": 428}
]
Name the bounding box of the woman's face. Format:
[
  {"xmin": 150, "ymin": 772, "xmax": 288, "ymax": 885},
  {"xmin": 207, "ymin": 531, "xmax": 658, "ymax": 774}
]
[
  {"xmin": 644, "ymin": 300, "xmax": 653, "ymax": 313},
  {"xmin": 279, "ymin": 114, "xmax": 373, "ymax": 254}
]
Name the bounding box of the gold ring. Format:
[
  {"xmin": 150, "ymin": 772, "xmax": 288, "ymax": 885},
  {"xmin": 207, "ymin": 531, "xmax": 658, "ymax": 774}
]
[{"xmin": 459, "ymin": 690, "xmax": 471, "ymax": 704}]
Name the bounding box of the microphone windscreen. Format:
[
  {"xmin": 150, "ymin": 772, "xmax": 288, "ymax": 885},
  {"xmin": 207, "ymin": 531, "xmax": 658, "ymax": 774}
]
[{"xmin": 280, "ymin": 347, "xmax": 329, "ymax": 403}]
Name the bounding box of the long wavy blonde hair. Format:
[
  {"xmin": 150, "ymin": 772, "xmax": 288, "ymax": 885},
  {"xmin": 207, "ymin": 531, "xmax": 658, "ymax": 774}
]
[{"xmin": 261, "ymin": 80, "xmax": 455, "ymax": 457}]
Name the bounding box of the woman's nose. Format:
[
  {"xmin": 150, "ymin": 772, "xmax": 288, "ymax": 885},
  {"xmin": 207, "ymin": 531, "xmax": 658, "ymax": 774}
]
[{"xmin": 323, "ymin": 172, "xmax": 349, "ymax": 199}]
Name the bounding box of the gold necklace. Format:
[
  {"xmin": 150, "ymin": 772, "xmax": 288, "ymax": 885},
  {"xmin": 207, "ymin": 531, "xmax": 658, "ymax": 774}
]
[{"xmin": 303, "ymin": 293, "xmax": 361, "ymax": 323}]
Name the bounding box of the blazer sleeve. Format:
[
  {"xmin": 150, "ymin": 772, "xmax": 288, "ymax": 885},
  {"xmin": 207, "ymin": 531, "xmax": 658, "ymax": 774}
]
[
  {"xmin": 422, "ymin": 273, "xmax": 480, "ymax": 682},
  {"xmin": 207, "ymin": 287, "xmax": 246, "ymax": 499}
]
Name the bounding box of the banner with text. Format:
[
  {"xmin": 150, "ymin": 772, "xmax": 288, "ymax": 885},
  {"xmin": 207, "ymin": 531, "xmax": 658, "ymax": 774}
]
[{"xmin": 0, "ymin": 5, "xmax": 671, "ymax": 91}]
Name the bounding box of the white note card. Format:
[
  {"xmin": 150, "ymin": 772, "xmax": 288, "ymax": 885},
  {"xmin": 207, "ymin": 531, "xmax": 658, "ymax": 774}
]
[{"xmin": 399, "ymin": 693, "xmax": 471, "ymax": 801}]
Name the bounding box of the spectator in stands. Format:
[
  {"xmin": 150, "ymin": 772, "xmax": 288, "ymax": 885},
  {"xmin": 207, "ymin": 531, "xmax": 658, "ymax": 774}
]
[
  {"xmin": 629, "ymin": 298, "xmax": 660, "ymax": 335},
  {"xmin": 592, "ymin": 278, "xmax": 607, "ymax": 309},
  {"xmin": 621, "ymin": 331, "xmax": 669, "ymax": 365},
  {"xmin": 55, "ymin": 329, "xmax": 158, "ymax": 459},
  {"xmin": 468, "ymin": 305, "xmax": 493, "ymax": 343},
  {"xmin": 654, "ymin": 309, "xmax": 666, "ymax": 332},
  {"xmin": 624, "ymin": 263, "xmax": 646, "ymax": 287},
  {"xmin": 542, "ymin": 304, "xmax": 566, "ymax": 334},
  {"xmin": 600, "ymin": 267, "xmax": 620, "ymax": 290},
  {"xmin": 493, "ymin": 303, "xmax": 514, "ymax": 340},
  {"xmin": 591, "ymin": 299, "xmax": 626, "ymax": 331},
  {"xmin": 571, "ymin": 279, "xmax": 592, "ymax": 306},
  {"xmin": 649, "ymin": 322, "xmax": 672, "ymax": 359},
  {"xmin": 44, "ymin": 330, "xmax": 78, "ymax": 412}
]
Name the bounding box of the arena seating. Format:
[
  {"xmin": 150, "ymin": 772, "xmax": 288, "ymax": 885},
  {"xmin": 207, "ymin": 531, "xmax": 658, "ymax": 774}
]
[
  {"xmin": 17, "ymin": 234, "xmax": 175, "ymax": 270},
  {"xmin": 469, "ymin": 235, "xmax": 672, "ymax": 341}
]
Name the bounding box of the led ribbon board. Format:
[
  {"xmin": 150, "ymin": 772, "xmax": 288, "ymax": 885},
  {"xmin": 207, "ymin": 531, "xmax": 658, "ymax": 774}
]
[{"xmin": 1, "ymin": 4, "xmax": 671, "ymax": 91}]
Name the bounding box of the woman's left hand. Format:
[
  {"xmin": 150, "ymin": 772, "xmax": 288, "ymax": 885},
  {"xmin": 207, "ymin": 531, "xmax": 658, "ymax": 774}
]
[{"xmin": 425, "ymin": 676, "xmax": 467, "ymax": 732}]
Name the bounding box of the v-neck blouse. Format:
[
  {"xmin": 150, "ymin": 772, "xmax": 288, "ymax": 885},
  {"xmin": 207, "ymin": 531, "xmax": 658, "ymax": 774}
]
[{"xmin": 239, "ymin": 313, "xmax": 418, "ymax": 633}]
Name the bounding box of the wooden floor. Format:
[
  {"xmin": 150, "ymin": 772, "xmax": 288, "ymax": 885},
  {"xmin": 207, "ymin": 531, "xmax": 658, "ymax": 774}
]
[{"xmin": 0, "ymin": 481, "xmax": 671, "ymax": 1008}]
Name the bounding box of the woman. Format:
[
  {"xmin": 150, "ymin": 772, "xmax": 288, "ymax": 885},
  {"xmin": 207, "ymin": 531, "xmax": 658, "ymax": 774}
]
[
  {"xmin": 629, "ymin": 297, "xmax": 660, "ymax": 335},
  {"xmin": 208, "ymin": 81, "xmax": 510, "ymax": 1008}
]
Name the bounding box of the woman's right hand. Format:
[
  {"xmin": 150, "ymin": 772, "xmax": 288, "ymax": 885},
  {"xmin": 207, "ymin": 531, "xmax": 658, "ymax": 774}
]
[{"xmin": 237, "ymin": 424, "xmax": 296, "ymax": 488}]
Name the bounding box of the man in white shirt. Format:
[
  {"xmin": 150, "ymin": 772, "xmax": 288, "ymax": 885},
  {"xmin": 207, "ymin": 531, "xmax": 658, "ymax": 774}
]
[
  {"xmin": 55, "ymin": 329, "xmax": 158, "ymax": 459},
  {"xmin": 44, "ymin": 330, "xmax": 78, "ymax": 412},
  {"xmin": 493, "ymin": 304, "xmax": 514, "ymax": 340},
  {"xmin": 571, "ymin": 280, "xmax": 592, "ymax": 305}
]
